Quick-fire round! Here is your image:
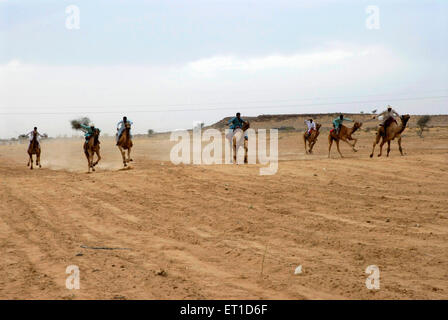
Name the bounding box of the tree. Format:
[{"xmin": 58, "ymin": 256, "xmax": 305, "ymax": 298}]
[
  {"xmin": 147, "ymin": 129, "xmax": 155, "ymax": 136},
  {"xmin": 372, "ymin": 109, "xmax": 377, "ymax": 114},
  {"xmin": 417, "ymin": 115, "xmax": 431, "ymax": 138}
]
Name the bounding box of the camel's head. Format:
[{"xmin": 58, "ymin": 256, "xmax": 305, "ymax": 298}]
[
  {"xmin": 353, "ymin": 121, "xmax": 363, "ymax": 132},
  {"xmin": 242, "ymin": 121, "xmax": 250, "ymax": 131},
  {"xmin": 401, "ymin": 114, "xmax": 410, "ymax": 126},
  {"xmin": 93, "ymin": 128, "xmax": 100, "ymax": 136},
  {"xmin": 125, "ymin": 121, "xmax": 131, "ymax": 130},
  {"xmin": 316, "ymin": 123, "xmax": 322, "ymax": 131}
]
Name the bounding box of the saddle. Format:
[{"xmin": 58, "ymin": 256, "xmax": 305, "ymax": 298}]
[
  {"xmin": 385, "ymin": 117, "xmax": 398, "ymax": 126},
  {"xmin": 380, "ymin": 117, "xmax": 398, "ymax": 136}
]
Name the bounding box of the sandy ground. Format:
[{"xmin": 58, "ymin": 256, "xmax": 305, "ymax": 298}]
[{"xmin": 0, "ymin": 127, "xmax": 447, "ymax": 299}]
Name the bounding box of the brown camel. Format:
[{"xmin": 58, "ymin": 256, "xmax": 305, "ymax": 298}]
[
  {"xmin": 328, "ymin": 122, "xmax": 363, "ymax": 158},
  {"xmin": 83, "ymin": 129, "xmax": 101, "ymax": 173},
  {"xmin": 27, "ymin": 132, "xmax": 41, "ymax": 170},
  {"xmin": 370, "ymin": 114, "xmax": 410, "ymax": 158},
  {"xmin": 117, "ymin": 121, "xmax": 133, "ymax": 167},
  {"xmin": 232, "ymin": 121, "xmax": 250, "ymax": 164},
  {"xmin": 303, "ymin": 123, "xmax": 321, "ymax": 154}
]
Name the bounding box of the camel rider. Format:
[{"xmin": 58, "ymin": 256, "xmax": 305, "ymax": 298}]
[
  {"xmin": 116, "ymin": 116, "xmax": 133, "ymax": 145},
  {"xmin": 373, "ymin": 106, "xmax": 400, "ymax": 137},
  {"xmin": 80, "ymin": 123, "xmax": 100, "ymax": 144},
  {"xmin": 332, "ymin": 114, "xmax": 353, "ymax": 135},
  {"xmin": 227, "ymin": 112, "xmax": 248, "ymax": 141},
  {"xmin": 304, "ymin": 119, "xmax": 316, "ymax": 138},
  {"xmin": 25, "ymin": 127, "xmax": 43, "ymax": 147}
]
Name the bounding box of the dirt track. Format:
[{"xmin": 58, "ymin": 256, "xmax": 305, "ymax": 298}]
[{"xmin": 0, "ymin": 128, "xmax": 447, "ymax": 299}]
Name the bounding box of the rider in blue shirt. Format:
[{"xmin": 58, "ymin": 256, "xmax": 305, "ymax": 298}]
[
  {"xmin": 228, "ymin": 112, "xmax": 248, "ymax": 140},
  {"xmin": 228, "ymin": 113, "xmax": 247, "ymax": 130},
  {"xmin": 332, "ymin": 114, "xmax": 353, "ymax": 135}
]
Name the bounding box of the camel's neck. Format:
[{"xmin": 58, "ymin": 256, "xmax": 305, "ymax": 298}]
[
  {"xmin": 88, "ymin": 136, "xmax": 95, "ymax": 147},
  {"xmin": 124, "ymin": 128, "xmax": 129, "ymax": 143},
  {"xmin": 397, "ymin": 119, "xmax": 408, "ymax": 135}
]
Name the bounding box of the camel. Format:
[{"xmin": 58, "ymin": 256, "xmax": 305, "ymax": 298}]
[
  {"xmin": 328, "ymin": 122, "xmax": 363, "ymax": 158},
  {"xmin": 303, "ymin": 123, "xmax": 321, "ymax": 154},
  {"xmin": 370, "ymin": 114, "xmax": 410, "ymax": 158},
  {"xmin": 230, "ymin": 122, "xmax": 250, "ymax": 164},
  {"xmin": 83, "ymin": 129, "xmax": 101, "ymax": 173},
  {"xmin": 27, "ymin": 132, "xmax": 41, "ymax": 170},
  {"xmin": 117, "ymin": 121, "xmax": 133, "ymax": 167}
]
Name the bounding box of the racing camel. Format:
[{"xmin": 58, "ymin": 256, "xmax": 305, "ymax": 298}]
[
  {"xmin": 370, "ymin": 114, "xmax": 410, "ymax": 158},
  {"xmin": 27, "ymin": 132, "xmax": 41, "ymax": 170},
  {"xmin": 328, "ymin": 122, "xmax": 362, "ymax": 158},
  {"xmin": 117, "ymin": 121, "xmax": 133, "ymax": 167},
  {"xmin": 84, "ymin": 128, "xmax": 101, "ymax": 173},
  {"xmin": 304, "ymin": 123, "xmax": 321, "ymax": 154},
  {"xmin": 232, "ymin": 121, "xmax": 250, "ymax": 164}
]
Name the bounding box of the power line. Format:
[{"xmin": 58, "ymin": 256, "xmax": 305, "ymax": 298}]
[
  {"xmin": 2, "ymin": 89, "xmax": 447, "ymax": 111},
  {"xmin": 0, "ymin": 95, "xmax": 447, "ymax": 116},
  {"xmin": 3, "ymin": 87, "xmax": 447, "ymax": 108}
]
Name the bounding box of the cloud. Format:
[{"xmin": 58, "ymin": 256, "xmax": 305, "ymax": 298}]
[{"xmin": 184, "ymin": 45, "xmax": 379, "ymax": 75}]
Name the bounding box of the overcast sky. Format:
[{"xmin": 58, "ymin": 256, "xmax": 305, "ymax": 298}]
[{"xmin": 0, "ymin": 0, "xmax": 447, "ymax": 138}]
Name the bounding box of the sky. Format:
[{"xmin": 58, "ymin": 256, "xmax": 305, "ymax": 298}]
[{"xmin": 0, "ymin": 0, "xmax": 447, "ymax": 138}]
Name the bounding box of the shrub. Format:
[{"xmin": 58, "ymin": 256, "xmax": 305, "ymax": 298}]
[{"xmin": 417, "ymin": 115, "xmax": 431, "ymax": 137}]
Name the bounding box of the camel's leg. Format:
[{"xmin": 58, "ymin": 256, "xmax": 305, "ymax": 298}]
[
  {"xmin": 233, "ymin": 137, "xmax": 237, "ymax": 164},
  {"xmin": 227, "ymin": 138, "xmax": 233, "ymax": 163},
  {"xmin": 304, "ymin": 136, "xmax": 308, "ymax": 154},
  {"xmin": 341, "ymin": 137, "xmax": 356, "ymax": 152},
  {"xmin": 378, "ymin": 140, "xmax": 386, "ymax": 157},
  {"xmin": 118, "ymin": 146, "xmax": 127, "ymax": 167},
  {"xmin": 27, "ymin": 152, "xmax": 31, "ymax": 167},
  {"xmin": 309, "ymin": 140, "xmax": 315, "ymax": 154},
  {"xmin": 90, "ymin": 152, "xmax": 95, "ymax": 172},
  {"xmin": 37, "ymin": 149, "xmax": 41, "ymax": 168},
  {"xmin": 370, "ymin": 133, "xmax": 381, "ymax": 158},
  {"xmin": 336, "ymin": 140, "xmax": 343, "ymax": 158},
  {"xmin": 244, "ymin": 140, "xmax": 248, "ymax": 164},
  {"xmin": 350, "ymin": 138, "xmax": 358, "ymax": 152},
  {"xmin": 29, "ymin": 154, "xmax": 33, "ymax": 170},
  {"xmin": 328, "ymin": 136, "xmax": 333, "ymax": 158},
  {"xmin": 84, "ymin": 152, "xmax": 89, "ymax": 173},
  {"xmin": 127, "ymin": 148, "xmax": 132, "ymax": 162},
  {"xmin": 86, "ymin": 151, "xmax": 93, "ymax": 172},
  {"xmin": 84, "ymin": 149, "xmax": 91, "ymax": 173},
  {"xmin": 386, "ymin": 141, "xmax": 391, "ymax": 157},
  {"xmin": 93, "ymin": 150, "xmax": 101, "ymax": 167},
  {"xmin": 398, "ymin": 136, "xmax": 404, "ymax": 156}
]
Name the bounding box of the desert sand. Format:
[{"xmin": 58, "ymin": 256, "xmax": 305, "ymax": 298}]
[{"xmin": 0, "ymin": 122, "xmax": 447, "ymax": 299}]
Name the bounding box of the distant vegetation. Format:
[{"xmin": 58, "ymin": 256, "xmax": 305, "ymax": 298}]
[
  {"xmin": 417, "ymin": 115, "xmax": 431, "ymax": 138},
  {"xmin": 147, "ymin": 129, "xmax": 155, "ymax": 136},
  {"xmin": 275, "ymin": 126, "xmax": 296, "ymax": 131}
]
